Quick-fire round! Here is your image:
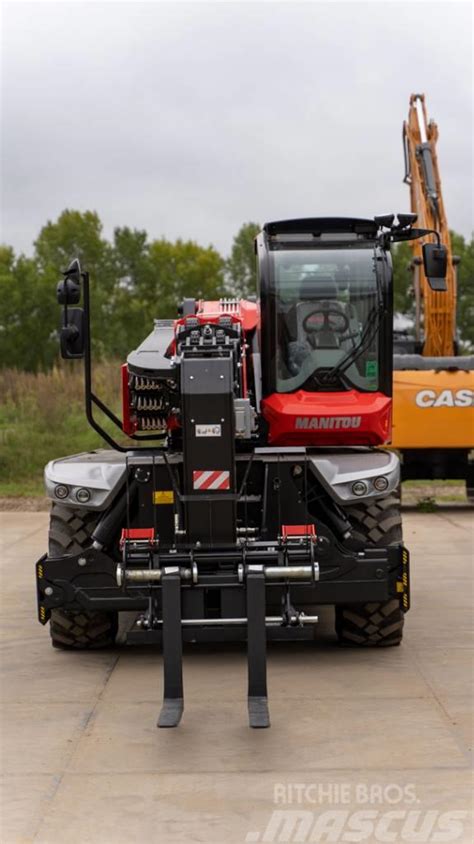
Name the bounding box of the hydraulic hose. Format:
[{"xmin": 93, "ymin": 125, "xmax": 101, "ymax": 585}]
[{"xmin": 91, "ymin": 479, "xmax": 138, "ymax": 549}]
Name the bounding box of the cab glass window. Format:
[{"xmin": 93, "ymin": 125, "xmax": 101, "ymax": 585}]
[{"xmin": 269, "ymin": 247, "xmax": 380, "ymax": 392}]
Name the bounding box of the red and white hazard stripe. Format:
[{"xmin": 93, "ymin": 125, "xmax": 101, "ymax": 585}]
[{"xmin": 193, "ymin": 470, "xmax": 230, "ymax": 491}]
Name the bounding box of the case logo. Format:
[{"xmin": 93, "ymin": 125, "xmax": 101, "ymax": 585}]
[
  {"xmin": 415, "ymin": 389, "xmax": 473, "ymax": 408},
  {"xmin": 295, "ymin": 416, "xmax": 362, "ymax": 430}
]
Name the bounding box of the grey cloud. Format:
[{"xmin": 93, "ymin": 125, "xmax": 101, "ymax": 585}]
[{"xmin": 1, "ymin": 1, "xmax": 472, "ymax": 256}]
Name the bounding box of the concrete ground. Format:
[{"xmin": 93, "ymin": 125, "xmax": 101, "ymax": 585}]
[{"xmin": 0, "ymin": 510, "xmax": 472, "ymax": 844}]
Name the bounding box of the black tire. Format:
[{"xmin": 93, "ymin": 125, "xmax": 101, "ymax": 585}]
[
  {"xmin": 335, "ymin": 493, "xmax": 405, "ymax": 647},
  {"xmin": 50, "ymin": 609, "xmax": 118, "ymax": 649},
  {"xmin": 48, "ymin": 503, "xmax": 118, "ymax": 649}
]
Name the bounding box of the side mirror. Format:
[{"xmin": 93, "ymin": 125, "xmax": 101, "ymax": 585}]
[
  {"xmin": 59, "ymin": 308, "xmax": 85, "ymax": 359},
  {"xmin": 422, "ymin": 243, "xmax": 448, "ymax": 291},
  {"xmin": 57, "ymin": 258, "xmax": 82, "ymax": 305}
]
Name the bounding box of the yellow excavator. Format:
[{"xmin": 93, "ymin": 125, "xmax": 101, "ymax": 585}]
[{"xmin": 391, "ymin": 94, "xmax": 474, "ymax": 497}]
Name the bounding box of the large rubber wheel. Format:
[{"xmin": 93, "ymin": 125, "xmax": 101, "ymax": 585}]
[
  {"xmin": 335, "ymin": 493, "xmax": 405, "ymax": 647},
  {"xmin": 48, "ymin": 503, "xmax": 118, "ymax": 649}
]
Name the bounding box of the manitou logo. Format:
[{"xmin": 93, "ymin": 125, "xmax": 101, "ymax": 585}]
[
  {"xmin": 415, "ymin": 389, "xmax": 473, "ymax": 408},
  {"xmin": 295, "ymin": 416, "xmax": 362, "ymax": 430}
]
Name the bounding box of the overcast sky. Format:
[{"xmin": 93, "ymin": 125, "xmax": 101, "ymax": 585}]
[{"xmin": 2, "ymin": 1, "xmax": 472, "ymax": 258}]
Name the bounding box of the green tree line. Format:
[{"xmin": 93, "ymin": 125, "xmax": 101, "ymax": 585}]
[{"xmin": 0, "ymin": 210, "xmax": 472, "ymax": 372}]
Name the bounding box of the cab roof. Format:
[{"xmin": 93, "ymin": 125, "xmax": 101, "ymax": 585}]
[{"xmin": 263, "ymin": 218, "xmax": 379, "ymax": 237}]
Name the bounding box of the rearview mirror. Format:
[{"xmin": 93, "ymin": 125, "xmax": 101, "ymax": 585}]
[
  {"xmin": 57, "ymin": 258, "xmax": 82, "ymax": 304},
  {"xmin": 59, "ymin": 308, "xmax": 85, "ymax": 359},
  {"xmin": 422, "ymin": 243, "xmax": 448, "ymax": 291}
]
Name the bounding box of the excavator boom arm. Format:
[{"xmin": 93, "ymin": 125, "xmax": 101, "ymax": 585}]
[{"xmin": 403, "ymin": 93, "xmax": 457, "ymax": 356}]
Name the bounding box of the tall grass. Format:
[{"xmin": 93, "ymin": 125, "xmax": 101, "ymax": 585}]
[
  {"xmin": 0, "ymin": 362, "xmax": 126, "ymax": 495},
  {"xmin": 1, "ymin": 364, "xmax": 467, "ymax": 500}
]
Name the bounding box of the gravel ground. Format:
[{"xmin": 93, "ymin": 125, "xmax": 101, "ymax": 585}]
[
  {"xmin": 1, "ymin": 509, "xmax": 472, "ymax": 844},
  {"xmin": 0, "ymin": 496, "xmax": 50, "ymax": 511},
  {"xmin": 401, "ymin": 483, "xmax": 467, "ymax": 505}
]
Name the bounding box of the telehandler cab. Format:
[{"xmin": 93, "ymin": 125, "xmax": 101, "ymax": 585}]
[{"xmin": 36, "ymin": 215, "xmax": 447, "ymax": 727}]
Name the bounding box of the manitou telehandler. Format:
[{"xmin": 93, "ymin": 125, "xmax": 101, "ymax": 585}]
[{"xmin": 36, "ymin": 216, "xmax": 447, "ymax": 728}]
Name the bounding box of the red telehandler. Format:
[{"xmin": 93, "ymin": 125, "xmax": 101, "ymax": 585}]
[{"xmin": 36, "ymin": 215, "xmax": 447, "ymax": 727}]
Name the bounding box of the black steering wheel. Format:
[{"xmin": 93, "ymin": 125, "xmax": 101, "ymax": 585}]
[{"xmin": 302, "ymin": 305, "xmax": 350, "ymax": 335}]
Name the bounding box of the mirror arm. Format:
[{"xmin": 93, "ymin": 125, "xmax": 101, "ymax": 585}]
[
  {"xmin": 389, "ymin": 226, "xmax": 440, "ymax": 245},
  {"xmin": 389, "ymin": 228, "xmax": 441, "ymax": 246},
  {"xmin": 80, "ymin": 272, "xmax": 165, "ymax": 451},
  {"xmin": 80, "ymin": 271, "xmax": 131, "ymax": 452}
]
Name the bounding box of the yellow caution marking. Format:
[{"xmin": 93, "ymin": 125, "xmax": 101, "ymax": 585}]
[
  {"xmin": 153, "ymin": 490, "xmax": 174, "ymax": 505},
  {"xmin": 396, "ymin": 582, "xmax": 404, "ymax": 593},
  {"xmin": 37, "ymin": 565, "xmax": 44, "ymax": 578}
]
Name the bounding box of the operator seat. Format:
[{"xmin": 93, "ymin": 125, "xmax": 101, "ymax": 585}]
[
  {"xmin": 284, "ymin": 276, "xmax": 341, "ymax": 376},
  {"xmin": 283, "ymin": 275, "xmax": 360, "ymax": 377},
  {"xmin": 297, "ymin": 277, "xmax": 345, "ymax": 349}
]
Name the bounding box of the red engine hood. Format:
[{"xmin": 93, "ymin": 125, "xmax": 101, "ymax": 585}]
[{"xmin": 261, "ymin": 390, "xmax": 392, "ymax": 446}]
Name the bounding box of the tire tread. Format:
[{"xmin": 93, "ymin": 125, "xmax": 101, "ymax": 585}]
[
  {"xmin": 335, "ymin": 493, "xmax": 404, "ymax": 647},
  {"xmin": 48, "ymin": 503, "xmax": 117, "ymax": 649}
]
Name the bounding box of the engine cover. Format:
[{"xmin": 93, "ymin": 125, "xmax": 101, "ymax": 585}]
[{"xmin": 261, "ymin": 390, "xmax": 392, "ymax": 446}]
